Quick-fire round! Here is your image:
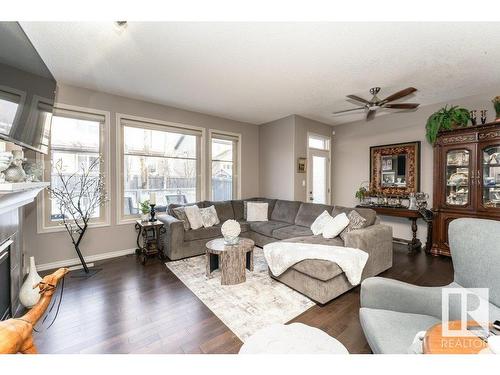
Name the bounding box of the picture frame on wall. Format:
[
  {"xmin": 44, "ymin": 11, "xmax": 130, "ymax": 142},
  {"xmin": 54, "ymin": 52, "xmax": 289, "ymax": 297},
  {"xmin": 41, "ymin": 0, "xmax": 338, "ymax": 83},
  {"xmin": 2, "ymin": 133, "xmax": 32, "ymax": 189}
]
[
  {"xmin": 381, "ymin": 171, "xmax": 396, "ymax": 186},
  {"xmin": 381, "ymin": 156, "xmax": 393, "ymax": 171},
  {"xmin": 297, "ymin": 157, "xmax": 306, "ymax": 173}
]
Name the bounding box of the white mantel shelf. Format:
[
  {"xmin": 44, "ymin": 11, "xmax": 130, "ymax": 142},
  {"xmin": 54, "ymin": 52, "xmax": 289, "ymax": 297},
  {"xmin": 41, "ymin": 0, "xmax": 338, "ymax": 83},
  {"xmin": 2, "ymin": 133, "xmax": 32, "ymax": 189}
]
[{"xmin": 0, "ymin": 182, "xmax": 49, "ymax": 215}]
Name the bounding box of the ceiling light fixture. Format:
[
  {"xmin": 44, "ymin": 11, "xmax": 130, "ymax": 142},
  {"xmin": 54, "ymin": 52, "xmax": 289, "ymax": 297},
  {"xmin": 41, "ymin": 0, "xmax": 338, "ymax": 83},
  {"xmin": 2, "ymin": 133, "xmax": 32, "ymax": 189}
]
[{"xmin": 114, "ymin": 21, "xmax": 128, "ymax": 30}]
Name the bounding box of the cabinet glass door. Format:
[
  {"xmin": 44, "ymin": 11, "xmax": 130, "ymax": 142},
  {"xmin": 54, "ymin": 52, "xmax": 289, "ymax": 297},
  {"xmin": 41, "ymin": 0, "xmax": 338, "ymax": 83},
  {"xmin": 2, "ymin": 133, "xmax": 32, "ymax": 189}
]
[
  {"xmin": 445, "ymin": 149, "xmax": 470, "ymax": 207},
  {"xmin": 481, "ymin": 144, "xmax": 500, "ymax": 209}
]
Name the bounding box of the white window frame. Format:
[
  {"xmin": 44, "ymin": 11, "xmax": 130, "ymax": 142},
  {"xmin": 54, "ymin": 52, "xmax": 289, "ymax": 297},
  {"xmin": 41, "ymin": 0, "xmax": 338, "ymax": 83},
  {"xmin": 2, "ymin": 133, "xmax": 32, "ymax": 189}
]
[
  {"xmin": 36, "ymin": 103, "xmax": 111, "ymax": 234},
  {"xmin": 308, "ymin": 132, "xmax": 331, "ymax": 151},
  {"xmin": 116, "ymin": 113, "xmax": 206, "ymax": 225},
  {"xmin": 208, "ymin": 129, "xmax": 242, "ymax": 201},
  {"xmin": 306, "ymin": 132, "xmax": 332, "ymax": 205}
]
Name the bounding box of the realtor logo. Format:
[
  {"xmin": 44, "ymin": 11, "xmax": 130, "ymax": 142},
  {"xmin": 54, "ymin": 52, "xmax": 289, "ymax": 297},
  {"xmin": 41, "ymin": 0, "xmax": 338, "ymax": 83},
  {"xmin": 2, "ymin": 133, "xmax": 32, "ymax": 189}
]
[{"xmin": 441, "ymin": 288, "xmax": 489, "ymax": 337}]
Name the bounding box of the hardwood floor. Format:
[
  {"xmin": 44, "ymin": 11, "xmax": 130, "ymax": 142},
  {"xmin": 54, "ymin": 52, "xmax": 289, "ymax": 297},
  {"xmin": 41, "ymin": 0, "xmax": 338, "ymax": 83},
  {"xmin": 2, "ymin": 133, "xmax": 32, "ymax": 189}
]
[{"xmin": 34, "ymin": 244, "xmax": 453, "ymax": 354}]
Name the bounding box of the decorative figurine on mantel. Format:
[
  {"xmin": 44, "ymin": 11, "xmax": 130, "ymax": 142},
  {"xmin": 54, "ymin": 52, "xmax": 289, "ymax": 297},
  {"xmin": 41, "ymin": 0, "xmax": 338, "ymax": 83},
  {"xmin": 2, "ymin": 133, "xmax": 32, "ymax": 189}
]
[
  {"xmin": 0, "ymin": 151, "xmax": 12, "ymax": 183},
  {"xmin": 4, "ymin": 149, "xmax": 26, "ymax": 183}
]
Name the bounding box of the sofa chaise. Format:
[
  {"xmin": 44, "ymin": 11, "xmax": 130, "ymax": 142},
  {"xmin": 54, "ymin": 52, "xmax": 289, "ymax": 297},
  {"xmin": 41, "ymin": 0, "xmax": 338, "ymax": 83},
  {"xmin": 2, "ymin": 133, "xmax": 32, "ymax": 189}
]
[{"xmin": 159, "ymin": 198, "xmax": 393, "ymax": 304}]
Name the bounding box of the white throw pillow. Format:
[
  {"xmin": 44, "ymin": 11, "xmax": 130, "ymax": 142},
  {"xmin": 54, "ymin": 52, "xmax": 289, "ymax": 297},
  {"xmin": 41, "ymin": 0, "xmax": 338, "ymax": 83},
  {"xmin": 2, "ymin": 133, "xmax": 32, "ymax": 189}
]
[
  {"xmin": 200, "ymin": 205, "xmax": 220, "ymax": 228},
  {"xmin": 310, "ymin": 210, "xmax": 333, "ymax": 235},
  {"xmin": 322, "ymin": 213, "xmax": 350, "ymax": 239},
  {"xmin": 184, "ymin": 205, "xmax": 203, "ymax": 230},
  {"xmin": 246, "ymin": 202, "xmax": 269, "ymax": 222}
]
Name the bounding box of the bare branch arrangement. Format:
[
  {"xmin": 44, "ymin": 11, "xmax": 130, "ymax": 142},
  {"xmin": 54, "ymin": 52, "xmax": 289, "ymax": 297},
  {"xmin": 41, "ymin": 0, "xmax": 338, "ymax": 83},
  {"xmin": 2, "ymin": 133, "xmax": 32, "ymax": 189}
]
[{"xmin": 48, "ymin": 156, "xmax": 108, "ymax": 274}]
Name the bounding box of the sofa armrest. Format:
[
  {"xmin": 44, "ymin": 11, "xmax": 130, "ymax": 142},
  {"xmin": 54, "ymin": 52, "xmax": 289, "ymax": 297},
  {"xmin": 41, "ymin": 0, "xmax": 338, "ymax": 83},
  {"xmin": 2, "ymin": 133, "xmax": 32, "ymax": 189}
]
[
  {"xmin": 344, "ymin": 224, "xmax": 392, "ymax": 252},
  {"xmin": 158, "ymin": 214, "xmax": 185, "ymax": 259},
  {"xmin": 344, "ymin": 224, "xmax": 393, "ymax": 276},
  {"xmin": 361, "ymin": 277, "xmax": 448, "ymax": 319}
]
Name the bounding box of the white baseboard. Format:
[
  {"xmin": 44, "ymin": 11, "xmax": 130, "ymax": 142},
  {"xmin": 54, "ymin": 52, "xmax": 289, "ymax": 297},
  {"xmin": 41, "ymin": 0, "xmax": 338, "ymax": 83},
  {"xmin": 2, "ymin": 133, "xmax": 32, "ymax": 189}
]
[{"xmin": 36, "ymin": 248, "xmax": 136, "ymax": 272}]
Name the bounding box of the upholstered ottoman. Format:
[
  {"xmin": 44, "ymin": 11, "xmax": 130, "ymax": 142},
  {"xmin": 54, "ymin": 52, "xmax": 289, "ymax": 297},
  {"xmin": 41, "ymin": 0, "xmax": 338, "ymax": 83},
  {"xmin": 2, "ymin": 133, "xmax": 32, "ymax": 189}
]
[{"xmin": 239, "ymin": 323, "xmax": 349, "ymax": 354}]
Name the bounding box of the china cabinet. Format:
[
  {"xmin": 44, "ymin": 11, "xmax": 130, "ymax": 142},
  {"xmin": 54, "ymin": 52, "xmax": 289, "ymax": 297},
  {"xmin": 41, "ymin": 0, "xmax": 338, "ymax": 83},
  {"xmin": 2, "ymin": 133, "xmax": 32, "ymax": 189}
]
[{"xmin": 431, "ymin": 122, "xmax": 500, "ymax": 256}]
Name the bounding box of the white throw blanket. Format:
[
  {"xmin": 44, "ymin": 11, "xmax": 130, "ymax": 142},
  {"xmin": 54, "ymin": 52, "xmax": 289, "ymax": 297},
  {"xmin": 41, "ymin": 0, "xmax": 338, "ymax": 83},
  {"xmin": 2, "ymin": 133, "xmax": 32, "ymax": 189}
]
[{"xmin": 263, "ymin": 242, "xmax": 369, "ymax": 286}]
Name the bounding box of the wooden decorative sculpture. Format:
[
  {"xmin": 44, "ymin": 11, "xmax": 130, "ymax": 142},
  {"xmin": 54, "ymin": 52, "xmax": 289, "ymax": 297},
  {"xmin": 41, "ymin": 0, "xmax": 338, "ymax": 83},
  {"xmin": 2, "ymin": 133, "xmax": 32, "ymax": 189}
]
[{"xmin": 0, "ymin": 267, "xmax": 68, "ymax": 354}]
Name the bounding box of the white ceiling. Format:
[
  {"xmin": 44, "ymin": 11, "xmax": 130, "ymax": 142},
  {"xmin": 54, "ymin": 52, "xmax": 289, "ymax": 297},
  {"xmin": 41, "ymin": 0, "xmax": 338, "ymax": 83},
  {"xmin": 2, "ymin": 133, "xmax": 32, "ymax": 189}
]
[{"xmin": 20, "ymin": 22, "xmax": 500, "ymax": 125}]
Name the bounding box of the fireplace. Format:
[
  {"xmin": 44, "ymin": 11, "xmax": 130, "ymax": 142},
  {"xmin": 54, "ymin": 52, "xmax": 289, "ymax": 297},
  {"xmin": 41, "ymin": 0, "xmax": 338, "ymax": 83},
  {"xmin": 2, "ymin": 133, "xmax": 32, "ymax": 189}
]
[
  {"xmin": 0, "ymin": 182, "xmax": 49, "ymax": 319},
  {"xmin": 0, "ymin": 239, "xmax": 11, "ymax": 320}
]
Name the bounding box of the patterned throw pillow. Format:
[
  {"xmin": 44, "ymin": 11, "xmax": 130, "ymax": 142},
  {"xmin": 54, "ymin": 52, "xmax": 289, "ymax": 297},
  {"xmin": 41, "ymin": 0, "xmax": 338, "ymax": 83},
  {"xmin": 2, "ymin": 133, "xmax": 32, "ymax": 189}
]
[
  {"xmin": 172, "ymin": 207, "xmax": 191, "ymax": 231},
  {"xmin": 184, "ymin": 205, "xmax": 204, "ymax": 230},
  {"xmin": 200, "ymin": 205, "xmax": 220, "ymax": 228},
  {"xmin": 339, "ymin": 210, "xmax": 367, "ymax": 241}
]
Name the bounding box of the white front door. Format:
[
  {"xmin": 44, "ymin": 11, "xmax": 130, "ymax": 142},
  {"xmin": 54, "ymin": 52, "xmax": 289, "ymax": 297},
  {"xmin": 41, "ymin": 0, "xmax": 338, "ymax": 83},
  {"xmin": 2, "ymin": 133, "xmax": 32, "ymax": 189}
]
[{"xmin": 307, "ymin": 149, "xmax": 330, "ymax": 204}]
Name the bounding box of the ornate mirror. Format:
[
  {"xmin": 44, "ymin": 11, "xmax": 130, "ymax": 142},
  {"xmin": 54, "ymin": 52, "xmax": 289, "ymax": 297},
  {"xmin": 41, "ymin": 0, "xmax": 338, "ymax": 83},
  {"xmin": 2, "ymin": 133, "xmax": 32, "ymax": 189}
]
[{"xmin": 370, "ymin": 141, "xmax": 421, "ymax": 196}]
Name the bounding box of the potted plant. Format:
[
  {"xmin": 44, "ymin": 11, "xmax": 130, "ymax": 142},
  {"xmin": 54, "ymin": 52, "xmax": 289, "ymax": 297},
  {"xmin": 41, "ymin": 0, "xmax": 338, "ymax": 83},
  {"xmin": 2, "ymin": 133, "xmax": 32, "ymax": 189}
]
[
  {"xmin": 355, "ymin": 186, "xmax": 368, "ymax": 203},
  {"xmin": 139, "ymin": 200, "xmax": 150, "ymax": 222},
  {"xmin": 425, "ymin": 105, "xmax": 471, "ymax": 145},
  {"xmin": 493, "ymin": 96, "xmax": 500, "ymax": 122}
]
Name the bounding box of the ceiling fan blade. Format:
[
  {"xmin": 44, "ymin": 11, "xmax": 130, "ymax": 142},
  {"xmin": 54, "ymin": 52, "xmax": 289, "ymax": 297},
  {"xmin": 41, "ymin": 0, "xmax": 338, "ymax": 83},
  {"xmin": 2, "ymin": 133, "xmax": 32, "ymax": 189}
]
[
  {"xmin": 366, "ymin": 109, "xmax": 377, "ymax": 121},
  {"xmin": 383, "ymin": 103, "xmax": 420, "ymax": 109},
  {"xmin": 380, "ymin": 87, "xmax": 417, "ymax": 104},
  {"xmin": 346, "ymin": 94, "xmax": 371, "ymax": 105},
  {"xmin": 333, "ymin": 107, "xmax": 365, "ymax": 114}
]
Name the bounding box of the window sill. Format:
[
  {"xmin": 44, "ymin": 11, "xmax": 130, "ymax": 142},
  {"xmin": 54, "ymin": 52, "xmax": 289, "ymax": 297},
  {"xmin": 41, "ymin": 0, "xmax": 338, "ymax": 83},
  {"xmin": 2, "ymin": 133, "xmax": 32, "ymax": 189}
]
[
  {"xmin": 37, "ymin": 221, "xmax": 111, "ymax": 234},
  {"xmin": 116, "ymin": 217, "xmax": 141, "ymax": 226}
]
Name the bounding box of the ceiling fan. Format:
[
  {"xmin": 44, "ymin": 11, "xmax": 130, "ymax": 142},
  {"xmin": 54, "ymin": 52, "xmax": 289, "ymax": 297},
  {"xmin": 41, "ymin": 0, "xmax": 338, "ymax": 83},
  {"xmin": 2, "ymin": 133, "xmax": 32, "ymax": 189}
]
[{"xmin": 333, "ymin": 87, "xmax": 420, "ymax": 120}]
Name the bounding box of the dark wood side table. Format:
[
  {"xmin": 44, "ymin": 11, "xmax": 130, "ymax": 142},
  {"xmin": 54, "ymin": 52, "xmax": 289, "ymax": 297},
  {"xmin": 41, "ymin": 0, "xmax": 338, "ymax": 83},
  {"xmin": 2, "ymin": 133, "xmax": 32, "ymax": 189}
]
[
  {"xmin": 356, "ymin": 206, "xmax": 433, "ymax": 253},
  {"xmin": 134, "ymin": 219, "xmax": 166, "ymax": 265},
  {"xmin": 205, "ymin": 238, "xmax": 255, "ymax": 285}
]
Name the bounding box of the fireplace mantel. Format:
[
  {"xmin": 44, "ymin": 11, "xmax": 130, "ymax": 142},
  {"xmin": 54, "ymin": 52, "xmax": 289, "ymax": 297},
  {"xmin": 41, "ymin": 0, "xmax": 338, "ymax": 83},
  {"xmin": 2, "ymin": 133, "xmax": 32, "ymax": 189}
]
[{"xmin": 0, "ymin": 182, "xmax": 49, "ymax": 215}]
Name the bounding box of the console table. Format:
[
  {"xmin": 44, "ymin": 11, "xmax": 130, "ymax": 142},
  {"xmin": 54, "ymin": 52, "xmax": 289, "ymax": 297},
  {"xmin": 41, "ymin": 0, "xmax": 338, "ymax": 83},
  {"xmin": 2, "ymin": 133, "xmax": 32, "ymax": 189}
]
[{"xmin": 356, "ymin": 206, "xmax": 433, "ymax": 253}]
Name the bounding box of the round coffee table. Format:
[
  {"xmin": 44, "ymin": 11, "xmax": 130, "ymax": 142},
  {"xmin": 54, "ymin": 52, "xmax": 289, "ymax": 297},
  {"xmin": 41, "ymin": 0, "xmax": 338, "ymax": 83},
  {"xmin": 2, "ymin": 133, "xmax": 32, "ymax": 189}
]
[
  {"xmin": 239, "ymin": 323, "xmax": 349, "ymax": 354},
  {"xmin": 205, "ymin": 237, "xmax": 255, "ymax": 285}
]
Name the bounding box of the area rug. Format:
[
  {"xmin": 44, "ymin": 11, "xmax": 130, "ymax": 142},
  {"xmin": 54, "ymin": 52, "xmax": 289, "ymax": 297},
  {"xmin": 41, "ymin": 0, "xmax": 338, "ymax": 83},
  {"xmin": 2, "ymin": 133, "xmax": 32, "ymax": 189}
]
[{"xmin": 166, "ymin": 247, "xmax": 315, "ymax": 341}]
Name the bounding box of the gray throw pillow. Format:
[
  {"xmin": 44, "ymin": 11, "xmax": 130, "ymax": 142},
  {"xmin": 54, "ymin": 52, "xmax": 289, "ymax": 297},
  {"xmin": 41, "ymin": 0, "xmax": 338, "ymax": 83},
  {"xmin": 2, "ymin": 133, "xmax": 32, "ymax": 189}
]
[
  {"xmin": 172, "ymin": 207, "xmax": 191, "ymax": 231},
  {"xmin": 339, "ymin": 210, "xmax": 367, "ymax": 241}
]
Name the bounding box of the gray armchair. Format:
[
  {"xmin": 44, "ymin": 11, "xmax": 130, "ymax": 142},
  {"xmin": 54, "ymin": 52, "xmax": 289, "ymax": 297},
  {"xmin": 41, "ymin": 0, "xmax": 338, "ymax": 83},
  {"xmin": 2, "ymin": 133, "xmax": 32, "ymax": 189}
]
[{"xmin": 359, "ymin": 218, "xmax": 500, "ymax": 354}]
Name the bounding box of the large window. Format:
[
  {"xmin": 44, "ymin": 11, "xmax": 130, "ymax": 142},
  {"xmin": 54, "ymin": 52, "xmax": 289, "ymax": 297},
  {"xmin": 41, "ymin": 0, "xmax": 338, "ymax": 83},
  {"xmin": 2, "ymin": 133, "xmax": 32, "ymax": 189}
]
[
  {"xmin": 210, "ymin": 131, "xmax": 240, "ymax": 201},
  {"xmin": 0, "ymin": 88, "xmax": 22, "ymax": 135},
  {"xmin": 120, "ymin": 117, "xmax": 202, "ymax": 218},
  {"xmin": 39, "ymin": 106, "xmax": 109, "ymax": 231}
]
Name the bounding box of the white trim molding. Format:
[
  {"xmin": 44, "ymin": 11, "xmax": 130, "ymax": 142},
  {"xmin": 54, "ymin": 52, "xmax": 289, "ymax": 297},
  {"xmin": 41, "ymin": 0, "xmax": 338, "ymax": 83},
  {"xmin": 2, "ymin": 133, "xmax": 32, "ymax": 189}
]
[
  {"xmin": 36, "ymin": 247, "xmax": 136, "ymax": 272},
  {"xmin": 208, "ymin": 129, "xmax": 242, "ymax": 200},
  {"xmin": 306, "ymin": 132, "xmax": 332, "ymax": 205},
  {"xmin": 115, "ymin": 112, "xmax": 206, "ymax": 225},
  {"xmin": 36, "ymin": 103, "xmax": 112, "ymax": 234}
]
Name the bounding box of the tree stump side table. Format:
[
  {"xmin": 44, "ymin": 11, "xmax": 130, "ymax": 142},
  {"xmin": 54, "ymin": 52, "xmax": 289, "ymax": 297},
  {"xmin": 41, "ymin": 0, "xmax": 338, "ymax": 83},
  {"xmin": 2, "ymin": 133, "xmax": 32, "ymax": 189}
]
[
  {"xmin": 135, "ymin": 219, "xmax": 166, "ymax": 265},
  {"xmin": 205, "ymin": 237, "xmax": 254, "ymax": 285}
]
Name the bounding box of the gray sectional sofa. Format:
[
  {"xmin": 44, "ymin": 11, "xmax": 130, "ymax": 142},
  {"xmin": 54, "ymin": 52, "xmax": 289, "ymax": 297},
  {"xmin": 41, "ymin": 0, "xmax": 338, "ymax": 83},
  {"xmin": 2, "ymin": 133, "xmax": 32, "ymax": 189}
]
[{"xmin": 159, "ymin": 198, "xmax": 393, "ymax": 304}]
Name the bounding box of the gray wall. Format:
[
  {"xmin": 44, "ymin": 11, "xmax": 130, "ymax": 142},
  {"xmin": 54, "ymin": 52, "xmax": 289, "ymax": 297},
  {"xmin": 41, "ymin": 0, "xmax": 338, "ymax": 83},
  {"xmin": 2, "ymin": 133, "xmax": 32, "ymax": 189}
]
[
  {"xmin": 331, "ymin": 89, "xmax": 500, "ymax": 242},
  {"xmin": 259, "ymin": 115, "xmax": 296, "ymax": 200},
  {"xmin": 259, "ymin": 114, "xmax": 334, "ymax": 201},
  {"xmin": 24, "ymin": 83, "xmax": 260, "ymax": 268}
]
